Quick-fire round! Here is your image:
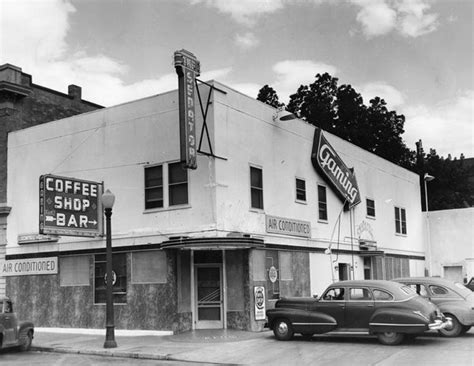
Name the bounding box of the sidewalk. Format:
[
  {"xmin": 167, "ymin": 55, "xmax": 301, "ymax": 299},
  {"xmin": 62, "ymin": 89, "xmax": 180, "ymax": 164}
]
[{"xmin": 32, "ymin": 327, "xmax": 273, "ymax": 364}]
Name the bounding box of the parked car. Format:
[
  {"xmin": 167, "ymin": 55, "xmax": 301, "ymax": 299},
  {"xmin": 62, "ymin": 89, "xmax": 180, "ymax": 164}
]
[
  {"xmin": 465, "ymin": 277, "xmax": 474, "ymax": 291},
  {"xmin": 393, "ymin": 277, "xmax": 474, "ymax": 337},
  {"xmin": 0, "ymin": 297, "xmax": 34, "ymax": 351},
  {"xmin": 265, "ymin": 280, "xmax": 450, "ymax": 345}
]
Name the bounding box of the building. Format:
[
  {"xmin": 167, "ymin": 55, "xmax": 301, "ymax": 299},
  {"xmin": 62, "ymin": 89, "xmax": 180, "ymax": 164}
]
[
  {"xmin": 4, "ymin": 80, "xmax": 425, "ymax": 333},
  {"xmin": 427, "ymin": 207, "xmax": 474, "ymax": 282},
  {"xmin": 0, "ymin": 64, "xmax": 102, "ymax": 296}
]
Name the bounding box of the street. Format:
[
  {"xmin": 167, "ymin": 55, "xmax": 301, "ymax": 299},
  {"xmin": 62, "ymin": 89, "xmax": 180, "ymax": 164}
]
[{"xmin": 1, "ymin": 330, "xmax": 473, "ymax": 365}]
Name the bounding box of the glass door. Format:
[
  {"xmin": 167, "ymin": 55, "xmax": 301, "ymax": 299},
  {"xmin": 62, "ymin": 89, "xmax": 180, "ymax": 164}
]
[{"xmin": 195, "ymin": 265, "xmax": 223, "ymax": 329}]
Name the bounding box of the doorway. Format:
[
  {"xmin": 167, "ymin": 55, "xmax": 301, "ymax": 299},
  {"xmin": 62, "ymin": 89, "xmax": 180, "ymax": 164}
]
[{"xmin": 194, "ymin": 265, "xmax": 223, "ymax": 329}]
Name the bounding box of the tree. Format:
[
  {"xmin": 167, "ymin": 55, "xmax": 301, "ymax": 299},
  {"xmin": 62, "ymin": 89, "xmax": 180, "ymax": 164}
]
[{"xmin": 257, "ymin": 85, "xmax": 284, "ymax": 108}]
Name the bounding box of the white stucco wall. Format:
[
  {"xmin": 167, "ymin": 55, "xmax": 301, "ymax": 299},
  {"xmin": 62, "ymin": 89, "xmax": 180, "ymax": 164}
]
[{"xmin": 427, "ymin": 208, "xmax": 474, "ymax": 280}]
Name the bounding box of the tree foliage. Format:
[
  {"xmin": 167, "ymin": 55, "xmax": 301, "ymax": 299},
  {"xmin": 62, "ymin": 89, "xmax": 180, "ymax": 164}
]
[
  {"xmin": 257, "ymin": 85, "xmax": 284, "ymax": 108},
  {"xmin": 256, "ymin": 73, "xmax": 472, "ymax": 210}
]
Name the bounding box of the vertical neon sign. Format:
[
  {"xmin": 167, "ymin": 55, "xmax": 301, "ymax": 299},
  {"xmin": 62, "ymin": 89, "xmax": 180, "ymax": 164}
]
[{"xmin": 174, "ymin": 50, "xmax": 200, "ymax": 169}]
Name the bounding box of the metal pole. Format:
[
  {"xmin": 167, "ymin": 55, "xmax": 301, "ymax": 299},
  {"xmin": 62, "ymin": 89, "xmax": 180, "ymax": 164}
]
[
  {"xmin": 104, "ymin": 207, "xmax": 117, "ymax": 348},
  {"xmin": 424, "ymin": 179, "xmax": 432, "ymax": 276}
]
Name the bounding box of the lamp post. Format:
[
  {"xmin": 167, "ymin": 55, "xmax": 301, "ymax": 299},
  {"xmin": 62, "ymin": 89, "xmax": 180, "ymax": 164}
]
[
  {"xmin": 423, "ymin": 174, "xmax": 435, "ymax": 276},
  {"xmin": 102, "ymin": 189, "xmax": 117, "ymax": 348}
]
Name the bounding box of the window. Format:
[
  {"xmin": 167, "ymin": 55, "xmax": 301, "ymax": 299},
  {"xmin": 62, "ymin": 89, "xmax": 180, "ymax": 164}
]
[
  {"xmin": 318, "ymin": 185, "xmax": 328, "ymax": 221},
  {"xmin": 145, "ymin": 162, "xmax": 188, "ymax": 210},
  {"xmin": 250, "ymin": 166, "xmax": 263, "ymax": 209},
  {"xmin": 296, "ymin": 178, "xmax": 306, "ymax": 202},
  {"xmin": 132, "ymin": 251, "xmax": 167, "ymax": 284},
  {"xmin": 265, "ymin": 250, "xmax": 279, "ymax": 299},
  {"xmin": 349, "ymin": 288, "xmax": 373, "ymax": 300},
  {"xmin": 394, "ymin": 207, "xmax": 407, "ymax": 234},
  {"xmin": 60, "ymin": 255, "xmax": 90, "ymax": 286},
  {"xmin": 145, "ymin": 165, "xmax": 163, "ymax": 209},
  {"xmin": 373, "ymin": 289, "xmax": 393, "ymax": 301},
  {"xmin": 94, "ymin": 253, "xmax": 127, "ymax": 304},
  {"xmin": 322, "ymin": 287, "xmax": 345, "ymax": 301},
  {"xmin": 366, "ymin": 198, "xmax": 375, "ymax": 218},
  {"xmin": 168, "ymin": 162, "xmax": 188, "ymax": 206}
]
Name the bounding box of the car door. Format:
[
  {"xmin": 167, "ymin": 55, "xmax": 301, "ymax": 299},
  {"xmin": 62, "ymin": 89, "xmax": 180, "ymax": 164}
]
[
  {"xmin": 344, "ymin": 287, "xmax": 375, "ymax": 330},
  {"xmin": 315, "ymin": 287, "xmax": 346, "ymax": 328}
]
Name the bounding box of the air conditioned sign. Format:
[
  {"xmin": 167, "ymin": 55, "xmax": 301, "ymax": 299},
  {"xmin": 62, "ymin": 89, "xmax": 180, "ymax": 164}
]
[
  {"xmin": 311, "ymin": 128, "xmax": 361, "ymax": 209},
  {"xmin": 1, "ymin": 257, "xmax": 58, "ymax": 277},
  {"xmin": 39, "ymin": 175, "xmax": 103, "ymax": 237},
  {"xmin": 266, "ymin": 215, "xmax": 311, "ymax": 238},
  {"xmin": 174, "ymin": 49, "xmax": 200, "ymax": 170}
]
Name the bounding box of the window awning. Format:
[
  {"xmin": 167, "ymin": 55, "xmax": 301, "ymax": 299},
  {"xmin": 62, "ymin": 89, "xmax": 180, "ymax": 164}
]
[
  {"xmin": 358, "ymin": 250, "xmax": 385, "ymax": 257},
  {"xmin": 160, "ymin": 236, "xmax": 265, "ymax": 250}
]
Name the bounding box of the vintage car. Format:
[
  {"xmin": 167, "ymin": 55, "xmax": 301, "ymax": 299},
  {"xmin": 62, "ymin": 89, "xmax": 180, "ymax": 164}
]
[
  {"xmin": 265, "ymin": 280, "xmax": 450, "ymax": 345},
  {"xmin": 393, "ymin": 277, "xmax": 474, "ymax": 337},
  {"xmin": 465, "ymin": 277, "xmax": 474, "ymax": 292},
  {"xmin": 0, "ymin": 297, "xmax": 34, "ymax": 351}
]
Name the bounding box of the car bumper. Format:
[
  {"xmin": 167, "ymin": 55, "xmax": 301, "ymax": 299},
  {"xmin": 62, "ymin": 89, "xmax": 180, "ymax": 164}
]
[{"xmin": 429, "ymin": 317, "xmax": 452, "ymax": 330}]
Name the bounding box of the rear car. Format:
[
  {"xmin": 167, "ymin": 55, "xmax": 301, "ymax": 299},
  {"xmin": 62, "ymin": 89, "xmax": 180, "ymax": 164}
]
[
  {"xmin": 0, "ymin": 297, "xmax": 34, "ymax": 351},
  {"xmin": 393, "ymin": 277, "xmax": 474, "ymax": 337}
]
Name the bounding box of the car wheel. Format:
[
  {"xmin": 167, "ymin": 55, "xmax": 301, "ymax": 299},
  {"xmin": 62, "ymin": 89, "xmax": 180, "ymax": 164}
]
[
  {"xmin": 19, "ymin": 329, "xmax": 33, "ymax": 351},
  {"xmin": 439, "ymin": 314, "xmax": 462, "ymax": 337},
  {"xmin": 460, "ymin": 325, "xmax": 471, "ymax": 334},
  {"xmin": 377, "ymin": 331, "xmax": 405, "ymax": 345},
  {"xmin": 273, "ymin": 319, "xmax": 293, "ymax": 341}
]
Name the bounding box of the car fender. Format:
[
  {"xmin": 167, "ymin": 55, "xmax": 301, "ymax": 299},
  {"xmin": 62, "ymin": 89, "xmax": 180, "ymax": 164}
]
[
  {"xmin": 266, "ymin": 308, "xmax": 337, "ymax": 334},
  {"xmin": 437, "ymin": 302, "xmax": 473, "ymax": 326},
  {"xmin": 369, "ymin": 307, "xmax": 429, "ymax": 334},
  {"xmin": 18, "ymin": 321, "xmax": 34, "ymax": 334}
]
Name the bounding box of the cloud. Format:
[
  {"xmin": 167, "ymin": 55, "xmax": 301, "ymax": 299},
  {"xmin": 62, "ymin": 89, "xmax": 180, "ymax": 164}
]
[
  {"xmin": 234, "ymin": 32, "xmax": 260, "ymax": 49},
  {"xmin": 272, "ymin": 60, "xmax": 338, "ymax": 103},
  {"xmin": 357, "ymin": 81, "xmax": 405, "ymax": 109},
  {"xmin": 191, "ymin": 0, "xmax": 285, "ymax": 26},
  {"xmin": 351, "ymin": 0, "xmax": 439, "ymax": 38},
  {"xmin": 402, "ymin": 90, "xmax": 474, "ymax": 157}
]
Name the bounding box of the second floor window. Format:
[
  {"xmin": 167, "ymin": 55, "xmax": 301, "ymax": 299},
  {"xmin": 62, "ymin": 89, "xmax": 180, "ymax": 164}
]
[
  {"xmin": 145, "ymin": 162, "xmax": 188, "ymax": 210},
  {"xmin": 250, "ymin": 166, "xmax": 263, "ymax": 209},
  {"xmin": 145, "ymin": 165, "xmax": 163, "ymax": 209},
  {"xmin": 366, "ymin": 198, "xmax": 375, "ymax": 217},
  {"xmin": 318, "ymin": 184, "xmax": 328, "ymax": 221},
  {"xmin": 168, "ymin": 162, "xmax": 188, "ymax": 206},
  {"xmin": 395, "ymin": 207, "xmax": 407, "ymax": 235},
  {"xmin": 296, "ymin": 178, "xmax": 306, "ymax": 202}
]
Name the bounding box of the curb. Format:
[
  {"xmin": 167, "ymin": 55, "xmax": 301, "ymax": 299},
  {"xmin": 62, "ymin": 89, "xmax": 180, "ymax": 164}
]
[{"xmin": 31, "ymin": 345, "xmax": 171, "ymax": 361}]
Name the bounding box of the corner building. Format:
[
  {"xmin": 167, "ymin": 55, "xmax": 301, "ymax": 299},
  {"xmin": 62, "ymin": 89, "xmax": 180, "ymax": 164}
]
[{"xmin": 6, "ymin": 81, "xmax": 425, "ymax": 332}]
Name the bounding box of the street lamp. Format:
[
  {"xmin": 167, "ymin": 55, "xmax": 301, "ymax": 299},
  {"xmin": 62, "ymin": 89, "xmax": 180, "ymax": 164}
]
[
  {"xmin": 423, "ymin": 173, "xmax": 435, "ymax": 212},
  {"xmin": 423, "ymin": 174, "xmax": 435, "ymax": 276},
  {"xmin": 102, "ymin": 189, "xmax": 117, "ymax": 348}
]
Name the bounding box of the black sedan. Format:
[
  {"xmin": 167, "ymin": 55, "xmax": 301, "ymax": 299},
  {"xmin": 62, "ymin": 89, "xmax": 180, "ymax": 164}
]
[{"xmin": 265, "ymin": 280, "xmax": 450, "ymax": 345}]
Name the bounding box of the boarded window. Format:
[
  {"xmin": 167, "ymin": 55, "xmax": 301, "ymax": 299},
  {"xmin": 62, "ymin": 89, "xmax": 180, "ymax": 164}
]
[
  {"xmin": 132, "ymin": 250, "xmax": 167, "ymax": 284},
  {"xmin": 279, "ymin": 252, "xmax": 293, "ymax": 281},
  {"xmin": 60, "ymin": 255, "xmax": 90, "ymax": 286}
]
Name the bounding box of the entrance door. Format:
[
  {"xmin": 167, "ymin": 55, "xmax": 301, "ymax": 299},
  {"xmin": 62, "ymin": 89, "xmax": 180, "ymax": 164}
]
[{"xmin": 195, "ymin": 265, "xmax": 223, "ymax": 329}]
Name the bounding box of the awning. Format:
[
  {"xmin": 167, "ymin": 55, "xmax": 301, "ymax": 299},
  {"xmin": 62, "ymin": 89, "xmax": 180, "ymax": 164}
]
[
  {"xmin": 160, "ymin": 236, "xmax": 265, "ymax": 250},
  {"xmin": 358, "ymin": 250, "xmax": 385, "ymax": 257}
]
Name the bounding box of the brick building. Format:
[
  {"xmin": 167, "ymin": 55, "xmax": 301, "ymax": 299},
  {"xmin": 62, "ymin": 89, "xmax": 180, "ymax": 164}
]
[{"xmin": 0, "ymin": 63, "xmax": 102, "ymax": 295}]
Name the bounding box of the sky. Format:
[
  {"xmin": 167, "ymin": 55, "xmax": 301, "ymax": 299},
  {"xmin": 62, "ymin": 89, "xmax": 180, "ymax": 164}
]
[{"xmin": 1, "ymin": 0, "xmax": 472, "ymax": 158}]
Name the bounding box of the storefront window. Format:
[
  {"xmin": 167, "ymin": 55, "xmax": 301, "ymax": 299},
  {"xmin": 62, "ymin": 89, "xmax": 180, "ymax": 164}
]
[
  {"xmin": 94, "ymin": 253, "xmax": 127, "ymax": 304},
  {"xmin": 265, "ymin": 250, "xmax": 280, "ymax": 300}
]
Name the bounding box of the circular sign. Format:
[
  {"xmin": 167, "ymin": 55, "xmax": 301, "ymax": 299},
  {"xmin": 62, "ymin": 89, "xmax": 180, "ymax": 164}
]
[
  {"xmin": 268, "ymin": 266, "xmax": 278, "ymax": 283},
  {"xmin": 104, "ymin": 270, "xmax": 117, "ymax": 286}
]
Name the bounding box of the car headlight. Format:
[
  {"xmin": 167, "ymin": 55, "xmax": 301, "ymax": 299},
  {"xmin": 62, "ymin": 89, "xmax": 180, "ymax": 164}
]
[{"xmin": 413, "ymin": 310, "xmax": 430, "ymax": 322}]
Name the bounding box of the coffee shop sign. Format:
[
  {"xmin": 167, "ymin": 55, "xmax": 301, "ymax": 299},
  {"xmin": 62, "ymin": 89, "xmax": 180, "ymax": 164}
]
[{"xmin": 39, "ymin": 175, "xmax": 103, "ymax": 237}]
